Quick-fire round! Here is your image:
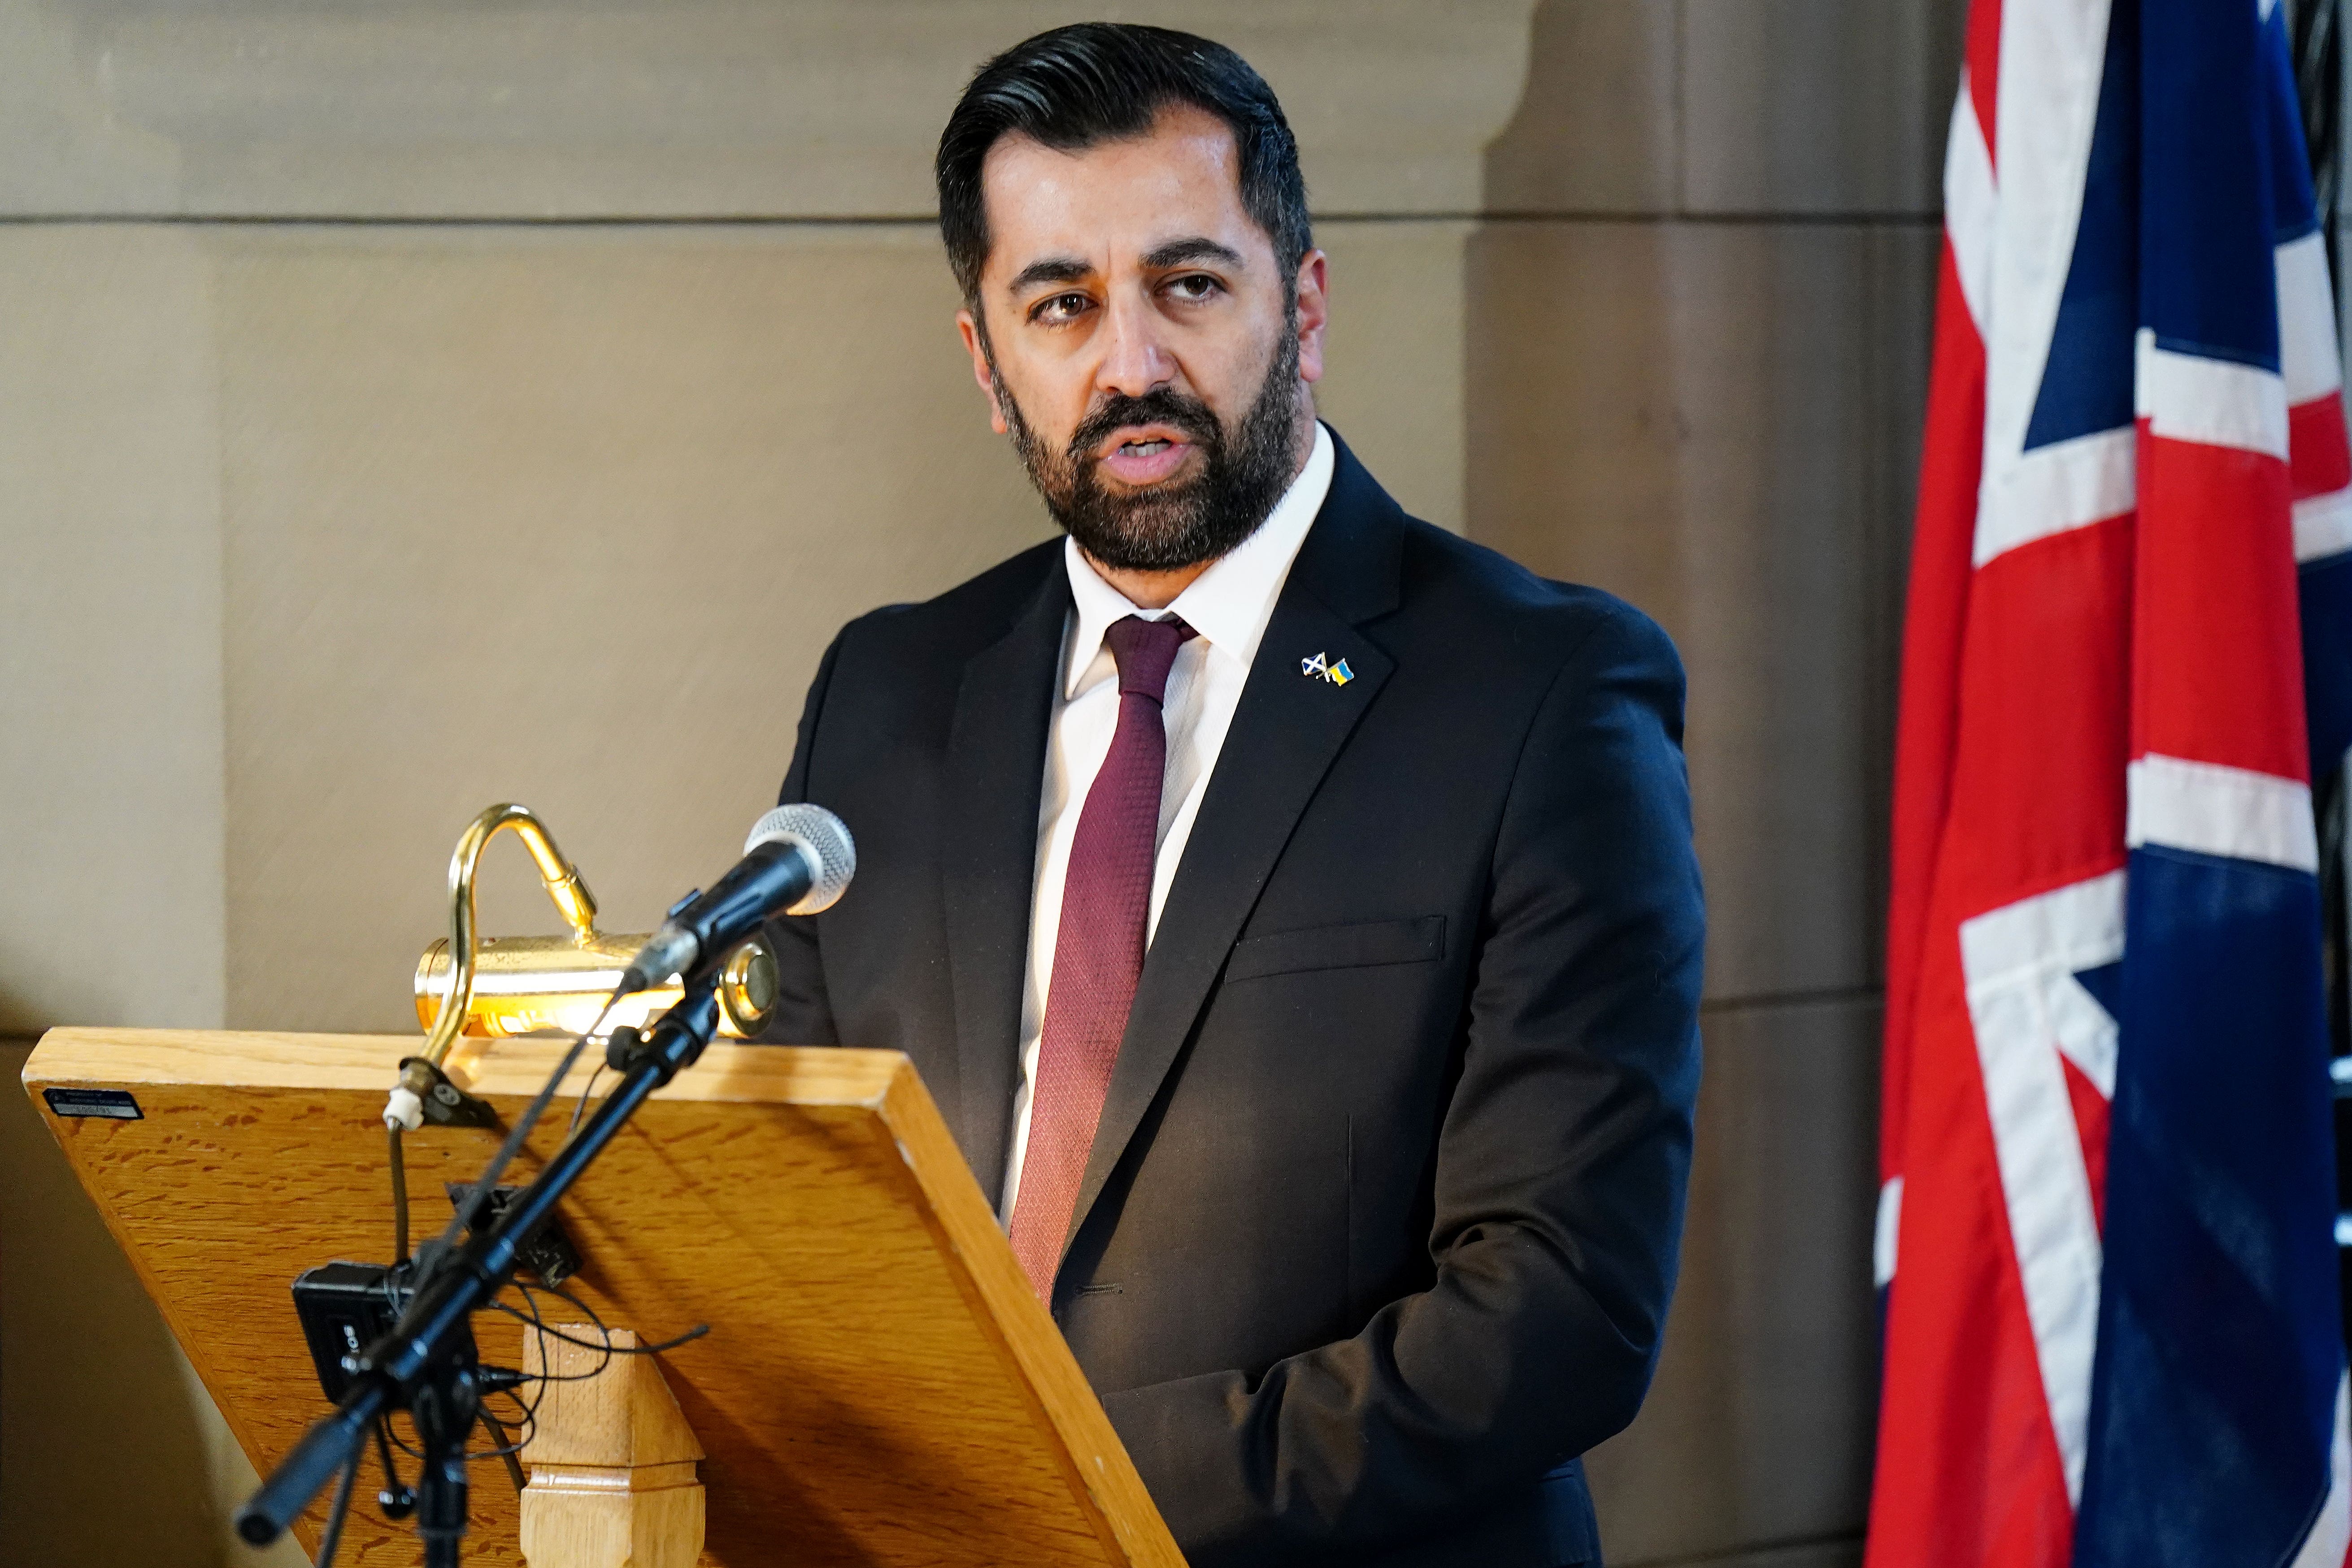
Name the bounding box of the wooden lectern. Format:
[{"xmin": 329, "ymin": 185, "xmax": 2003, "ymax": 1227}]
[{"xmin": 21, "ymin": 1027, "xmax": 1186, "ymax": 1567}]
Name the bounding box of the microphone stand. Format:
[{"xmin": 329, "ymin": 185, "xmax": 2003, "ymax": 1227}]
[{"xmin": 236, "ymin": 982, "xmax": 727, "ymax": 1563}]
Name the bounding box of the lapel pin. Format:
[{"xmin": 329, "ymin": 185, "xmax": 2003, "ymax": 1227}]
[{"xmin": 1300, "ymin": 652, "xmax": 1355, "ymax": 686}]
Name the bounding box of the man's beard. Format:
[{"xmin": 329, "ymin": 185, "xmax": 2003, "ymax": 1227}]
[{"xmin": 991, "ymin": 328, "xmax": 1303, "ymax": 573}]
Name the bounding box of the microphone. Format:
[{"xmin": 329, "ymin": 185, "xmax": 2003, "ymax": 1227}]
[{"xmin": 620, "ymin": 804, "xmax": 855, "ymax": 995}]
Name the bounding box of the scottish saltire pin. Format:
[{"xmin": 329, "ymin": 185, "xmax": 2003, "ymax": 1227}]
[{"xmin": 1300, "ymin": 652, "xmax": 1354, "ymax": 686}]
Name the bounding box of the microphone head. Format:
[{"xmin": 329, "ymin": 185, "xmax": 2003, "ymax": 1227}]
[{"xmin": 745, "ymin": 804, "xmax": 856, "ymax": 915}]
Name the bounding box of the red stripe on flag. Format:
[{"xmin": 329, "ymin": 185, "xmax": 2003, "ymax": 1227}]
[
  {"xmin": 2291, "ymin": 393, "xmax": 2352, "ymax": 502},
  {"xmin": 1969, "ymin": 0, "xmax": 2003, "ymax": 169},
  {"xmin": 1945, "ymin": 519, "xmax": 2135, "ymax": 916},
  {"xmin": 1885, "ymin": 238, "xmax": 1990, "ymax": 1190},
  {"xmin": 2133, "ymin": 427, "xmax": 2308, "ymax": 782},
  {"xmin": 1869, "ymin": 930, "xmax": 2076, "ymax": 1568}
]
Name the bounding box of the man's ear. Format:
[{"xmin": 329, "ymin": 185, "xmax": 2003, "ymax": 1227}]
[
  {"xmin": 1293, "ymin": 249, "xmax": 1330, "ymax": 387},
  {"xmin": 956, "ymin": 308, "xmax": 1011, "ymax": 434}
]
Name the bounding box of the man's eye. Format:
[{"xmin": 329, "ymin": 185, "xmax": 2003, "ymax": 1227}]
[
  {"xmin": 1033, "ymin": 292, "xmax": 1092, "ymax": 324},
  {"xmin": 1165, "ymin": 274, "xmax": 1222, "ymax": 302}
]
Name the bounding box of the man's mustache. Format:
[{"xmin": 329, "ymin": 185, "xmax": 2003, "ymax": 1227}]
[{"xmin": 1067, "ymin": 390, "xmax": 1222, "ymax": 463}]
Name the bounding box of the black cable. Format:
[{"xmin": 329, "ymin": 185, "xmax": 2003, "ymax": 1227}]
[
  {"xmin": 384, "ymin": 1413, "xmax": 424, "ymax": 1462},
  {"xmin": 474, "ymin": 1407, "xmax": 530, "ymax": 1494},
  {"xmin": 484, "ymin": 1290, "xmax": 591, "ymax": 1478},
  {"xmin": 493, "ymin": 1307, "xmax": 712, "ymax": 1359},
  {"xmin": 389, "ymin": 1125, "xmax": 411, "ymax": 1266},
  {"xmin": 515, "ymin": 1277, "xmax": 711, "ymax": 1359},
  {"xmin": 563, "ymin": 1061, "xmax": 606, "ymax": 1142},
  {"xmin": 476, "ymin": 1384, "xmax": 539, "ymax": 1455},
  {"xmin": 313, "ymin": 1449, "xmax": 361, "ymax": 1568},
  {"xmin": 494, "ymin": 1281, "xmax": 615, "ymax": 1386},
  {"xmin": 432, "ymin": 988, "xmax": 625, "ymax": 1259},
  {"xmin": 370, "ymin": 1416, "xmax": 414, "ymax": 1520}
]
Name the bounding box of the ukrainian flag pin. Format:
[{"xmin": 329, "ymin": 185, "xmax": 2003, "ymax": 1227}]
[{"xmin": 1300, "ymin": 652, "xmax": 1355, "ymax": 686}]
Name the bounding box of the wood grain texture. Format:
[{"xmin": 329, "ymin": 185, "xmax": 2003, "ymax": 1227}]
[
  {"xmin": 520, "ymin": 1327, "xmax": 705, "ymax": 1568},
  {"xmin": 519, "ymin": 1325, "xmax": 705, "ymax": 1470},
  {"xmin": 21, "ymin": 1027, "xmax": 1186, "ymax": 1568}
]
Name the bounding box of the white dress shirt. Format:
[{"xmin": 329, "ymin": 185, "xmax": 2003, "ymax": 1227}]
[{"xmin": 1000, "ymin": 421, "xmax": 1336, "ymax": 1218}]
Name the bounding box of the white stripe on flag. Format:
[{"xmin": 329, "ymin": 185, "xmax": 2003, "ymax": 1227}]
[
  {"xmin": 1946, "ymin": 77, "xmax": 1996, "ymax": 333},
  {"xmin": 2136, "ymin": 329, "xmax": 2291, "ymax": 458},
  {"xmin": 2125, "ymin": 753, "xmax": 2319, "ymax": 872},
  {"xmin": 1979, "ymin": 0, "xmax": 2114, "ymax": 480},
  {"xmin": 1960, "ymin": 870, "xmax": 2126, "ymax": 1509},
  {"xmin": 1874, "ymin": 1175, "xmax": 1903, "ymax": 1290},
  {"xmin": 2278, "ymin": 230, "xmax": 2344, "ymax": 404},
  {"xmin": 1975, "ymin": 426, "xmax": 2135, "ymax": 567},
  {"xmin": 2295, "ymin": 487, "xmax": 2352, "ymax": 563}
]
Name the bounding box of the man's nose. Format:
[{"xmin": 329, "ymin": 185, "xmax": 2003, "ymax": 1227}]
[{"xmin": 1094, "ymin": 291, "xmax": 1177, "ymax": 399}]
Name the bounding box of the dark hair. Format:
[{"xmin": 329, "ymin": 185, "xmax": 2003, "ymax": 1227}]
[{"xmin": 935, "ymin": 24, "xmax": 1311, "ymax": 308}]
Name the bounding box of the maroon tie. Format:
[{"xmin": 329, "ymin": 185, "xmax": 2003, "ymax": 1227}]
[{"xmin": 1009, "ymin": 613, "xmax": 1196, "ymax": 1301}]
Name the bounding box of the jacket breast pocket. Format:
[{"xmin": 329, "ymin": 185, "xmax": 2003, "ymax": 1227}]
[{"xmin": 1223, "ymin": 914, "xmax": 1446, "ymax": 983}]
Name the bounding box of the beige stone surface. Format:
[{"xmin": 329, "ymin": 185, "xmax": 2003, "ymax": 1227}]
[
  {"xmin": 1467, "ymin": 217, "xmax": 1935, "ymax": 1001},
  {"xmin": 1585, "ymin": 999, "xmax": 1880, "ymax": 1567},
  {"xmin": 0, "ymin": 226, "xmax": 226, "ymax": 1036},
  {"xmin": 1681, "ymin": 0, "xmax": 1966, "ymax": 216},
  {"xmin": 0, "ymin": 0, "xmax": 1538, "ymax": 219},
  {"xmin": 1315, "ymin": 218, "xmax": 1471, "ymax": 533},
  {"xmin": 1486, "ymin": 0, "xmax": 1679, "ymax": 215}
]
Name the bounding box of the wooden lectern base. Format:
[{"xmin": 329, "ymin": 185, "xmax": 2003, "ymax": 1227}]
[{"xmin": 519, "ymin": 1326, "xmax": 706, "ymax": 1568}]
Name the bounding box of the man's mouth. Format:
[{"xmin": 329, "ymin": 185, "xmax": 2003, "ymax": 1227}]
[
  {"xmin": 1093, "ymin": 425, "xmax": 1199, "ymax": 485},
  {"xmin": 1092, "ymin": 423, "xmax": 1192, "ymax": 458}
]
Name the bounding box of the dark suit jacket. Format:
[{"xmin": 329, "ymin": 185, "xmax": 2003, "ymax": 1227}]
[{"xmin": 761, "ymin": 434, "xmax": 1705, "ymax": 1567}]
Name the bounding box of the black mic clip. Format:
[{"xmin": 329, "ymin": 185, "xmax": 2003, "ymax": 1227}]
[
  {"xmin": 390, "ymin": 1056, "xmax": 500, "ymax": 1129},
  {"xmin": 606, "ymin": 985, "xmax": 724, "ymax": 1086}
]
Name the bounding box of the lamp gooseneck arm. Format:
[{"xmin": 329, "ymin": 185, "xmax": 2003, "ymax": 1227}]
[{"xmin": 384, "ymin": 803, "xmax": 600, "ymax": 1131}]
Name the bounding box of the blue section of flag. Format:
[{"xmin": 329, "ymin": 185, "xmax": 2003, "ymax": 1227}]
[
  {"xmin": 2304, "ymin": 555, "xmax": 2352, "ymax": 794},
  {"xmin": 2261, "ymin": 1, "xmax": 2322, "ymax": 244},
  {"xmin": 2073, "ymin": 959, "xmax": 2124, "ymax": 1025},
  {"xmin": 2069, "ymin": 2, "xmax": 2346, "ymax": 1560},
  {"xmin": 2026, "ymin": 0, "xmax": 2141, "ymax": 453},
  {"xmin": 2075, "ymin": 846, "xmax": 2339, "ymax": 1568},
  {"xmin": 2139, "ymin": 0, "xmax": 2281, "ymax": 371}
]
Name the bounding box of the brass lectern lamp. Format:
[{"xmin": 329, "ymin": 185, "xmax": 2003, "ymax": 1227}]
[{"xmin": 382, "ymin": 804, "xmax": 785, "ymax": 1263}]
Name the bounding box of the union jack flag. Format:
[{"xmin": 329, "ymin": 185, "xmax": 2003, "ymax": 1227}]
[{"xmin": 1871, "ymin": 0, "xmax": 2352, "ymax": 1564}]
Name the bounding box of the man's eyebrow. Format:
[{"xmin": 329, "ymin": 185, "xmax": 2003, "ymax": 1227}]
[
  {"xmin": 1007, "ymin": 256, "xmax": 1095, "ymax": 294},
  {"xmin": 1143, "ymin": 237, "xmax": 1246, "ymax": 271}
]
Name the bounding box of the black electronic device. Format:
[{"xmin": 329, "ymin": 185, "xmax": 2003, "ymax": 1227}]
[{"xmin": 292, "ymin": 1262, "xmax": 409, "ymax": 1404}]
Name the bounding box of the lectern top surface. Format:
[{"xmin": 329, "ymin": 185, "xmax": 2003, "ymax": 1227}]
[{"xmin": 24, "ymin": 1027, "xmax": 1181, "ymax": 1568}]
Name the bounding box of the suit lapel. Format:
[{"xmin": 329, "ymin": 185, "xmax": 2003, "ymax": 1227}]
[
  {"xmin": 942, "ymin": 561, "xmax": 1069, "ymax": 1208},
  {"xmin": 1063, "ymin": 438, "xmax": 1408, "ymax": 1255}
]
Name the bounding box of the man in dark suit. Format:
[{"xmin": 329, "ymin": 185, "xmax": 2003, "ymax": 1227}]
[{"xmin": 763, "ymin": 24, "xmax": 1704, "ymax": 1567}]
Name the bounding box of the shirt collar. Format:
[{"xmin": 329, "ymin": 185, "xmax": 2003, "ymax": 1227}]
[{"xmin": 1062, "ymin": 421, "xmax": 1335, "ymax": 699}]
